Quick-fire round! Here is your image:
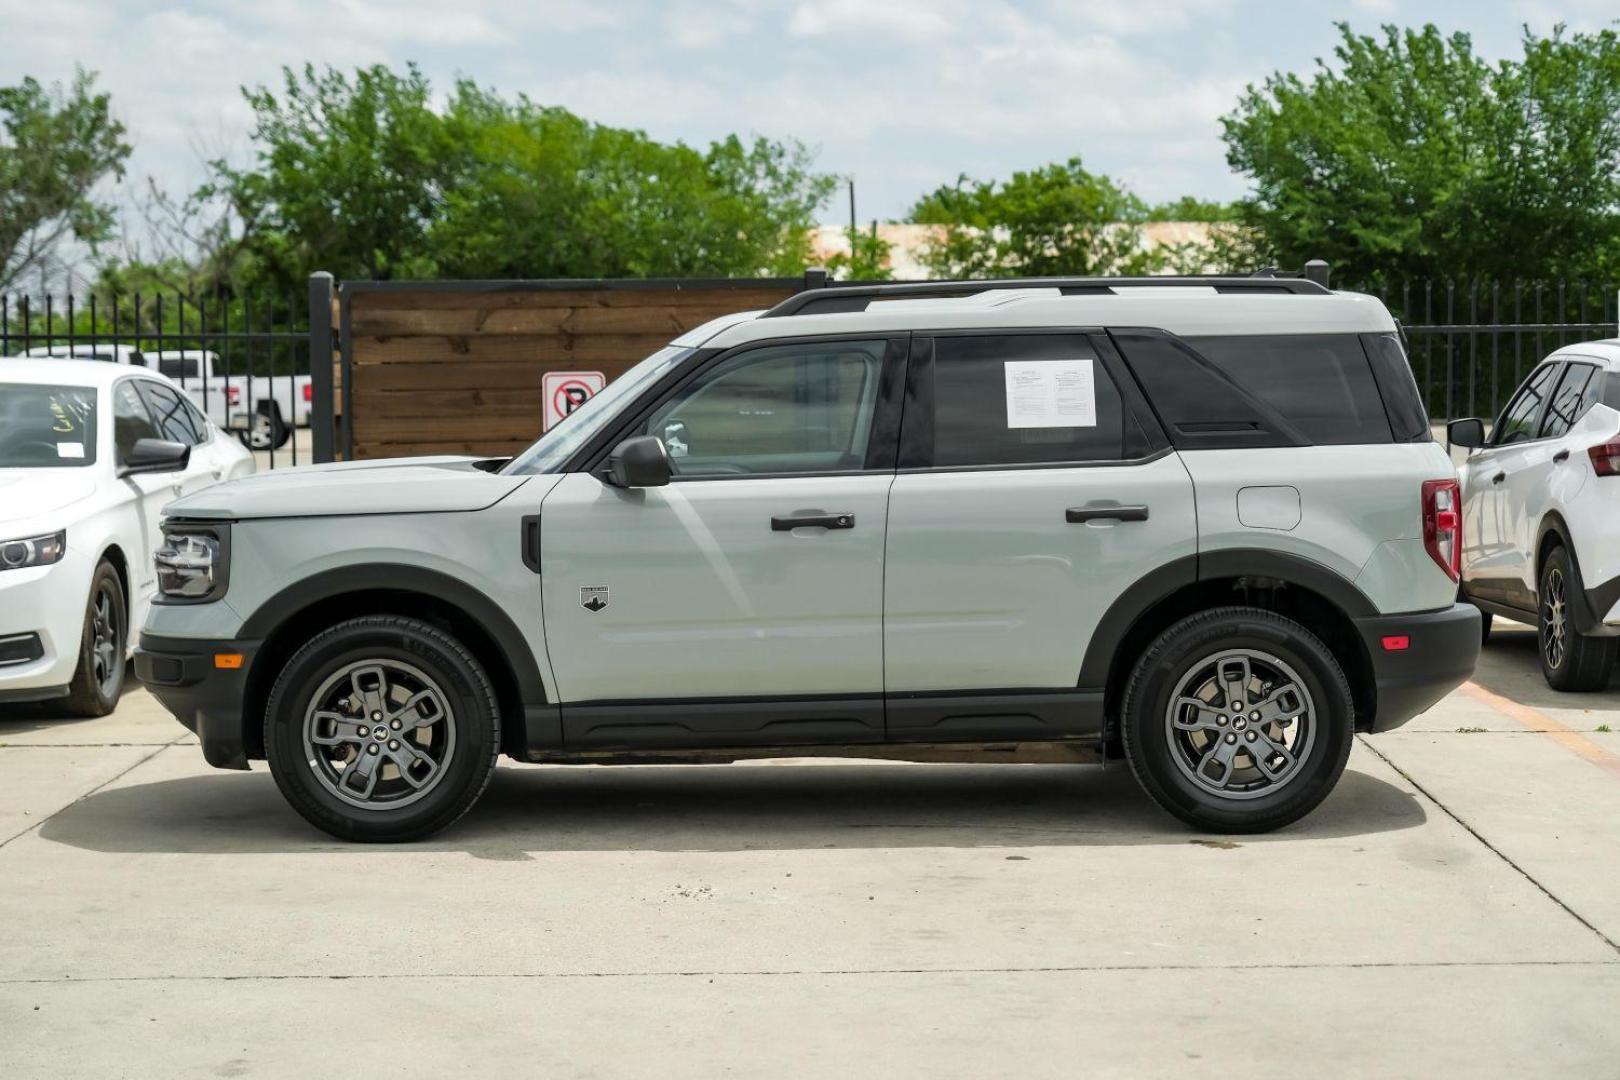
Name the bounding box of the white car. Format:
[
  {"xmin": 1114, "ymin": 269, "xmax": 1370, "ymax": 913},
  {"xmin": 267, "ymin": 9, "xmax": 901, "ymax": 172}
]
[
  {"xmin": 1450, "ymin": 339, "xmax": 1620, "ymax": 689},
  {"xmin": 0, "ymin": 359, "xmax": 254, "ymax": 715}
]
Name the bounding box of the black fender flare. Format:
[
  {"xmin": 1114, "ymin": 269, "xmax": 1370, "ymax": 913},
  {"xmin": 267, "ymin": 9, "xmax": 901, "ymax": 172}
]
[
  {"xmin": 238, "ymin": 564, "xmax": 548, "ymax": 705},
  {"xmin": 1077, "ymin": 549, "xmax": 1377, "ymax": 688},
  {"xmin": 1535, "ymin": 514, "xmax": 1619, "ymax": 633}
]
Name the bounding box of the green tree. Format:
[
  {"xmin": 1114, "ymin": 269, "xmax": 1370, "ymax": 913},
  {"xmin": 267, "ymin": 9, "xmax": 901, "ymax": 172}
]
[
  {"xmin": 429, "ymin": 83, "xmax": 833, "ymax": 278},
  {"xmin": 1222, "ymin": 22, "xmax": 1620, "ymax": 284},
  {"xmin": 0, "ymin": 69, "xmax": 131, "ymax": 290},
  {"xmin": 1146, "ymin": 196, "xmax": 1239, "ymax": 223},
  {"xmin": 908, "ymin": 158, "xmax": 1157, "ymax": 278},
  {"xmin": 202, "ymin": 64, "xmax": 835, "ymax": 289},
  {"xmin": 201, "ymin": 63, "xmax": 451, "ymax": 291}
]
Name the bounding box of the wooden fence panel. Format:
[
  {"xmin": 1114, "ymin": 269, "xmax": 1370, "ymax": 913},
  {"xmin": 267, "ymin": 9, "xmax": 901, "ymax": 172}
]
[{"xmin": 343, "ymin": 279, "xmax": 803, "ymax": 459}]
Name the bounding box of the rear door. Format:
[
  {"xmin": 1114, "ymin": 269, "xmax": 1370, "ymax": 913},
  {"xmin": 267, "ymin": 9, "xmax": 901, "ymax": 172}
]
[{"xmin": 882, "ymin": 331, "xmax": 1195, "ymax": 739}]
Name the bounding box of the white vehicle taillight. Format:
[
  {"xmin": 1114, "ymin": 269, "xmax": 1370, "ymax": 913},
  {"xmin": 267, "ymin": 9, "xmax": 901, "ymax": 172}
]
[
  {"xmin": 226, "ymin": 386, "xmax": 241, "ymax": 406},
  {"xmin": 302, "ymin": 383, "xmax": 313, "ymax": 402},
  {"xmin": 1587, "ymin": 440, "xmax": 1620, "ymax": 476},
  {"xmin": 1422, "ymin": 478, "xmax": 1462, "ymax": 582}
]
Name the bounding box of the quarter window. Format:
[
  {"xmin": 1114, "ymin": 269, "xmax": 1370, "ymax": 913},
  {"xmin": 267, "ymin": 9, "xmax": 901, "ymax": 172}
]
[
  {"xmin": 1185, "ymin": 335, "xmax": 1392, "ymax": 444},
  {"xmin": 642, "ymin": 340, "xmax": 885, "ymax": 477},
  {"xmin": 1493, "ymin": 363, "xmax": 1560, "ymax": 445},
  {"xmin": 927, "ymin": 334, "xmax": 1146, "ymax": 467},
  {"xmin": 1539, "ymin": 363, "xmax": 1601, "ymax": 439}
]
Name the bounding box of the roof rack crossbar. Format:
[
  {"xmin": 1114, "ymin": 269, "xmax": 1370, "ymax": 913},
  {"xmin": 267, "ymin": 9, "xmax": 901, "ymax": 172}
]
[{"xmin": 763, "ymin": 275, "xmax": 1331, "ymax": 318}]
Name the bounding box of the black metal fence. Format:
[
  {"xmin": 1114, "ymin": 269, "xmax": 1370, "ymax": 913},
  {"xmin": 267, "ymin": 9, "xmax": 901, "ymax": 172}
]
[
  {"xmin": 1351, "ymin": 278, "xmax": 1620, "ymax": 423},
  {"xmin": 0, "ymin": 288, "xmax": 315, "ymax": 468}
]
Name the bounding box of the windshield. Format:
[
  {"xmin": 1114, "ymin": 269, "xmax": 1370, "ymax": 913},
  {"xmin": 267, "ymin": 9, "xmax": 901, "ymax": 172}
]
[
  {"xmin": 503, "ymin": 345, "xmax": 694, "ymax": 475},
  {"xmin": 0, "ymin": 383, "xmax": 98, "ymax": 468}
]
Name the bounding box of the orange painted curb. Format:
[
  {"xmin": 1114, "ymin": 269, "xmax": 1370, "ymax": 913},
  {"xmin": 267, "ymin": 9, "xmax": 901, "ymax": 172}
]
[{"xmin": 1459, "ymin": 681, "xmax": 1620, "ymax": 782}]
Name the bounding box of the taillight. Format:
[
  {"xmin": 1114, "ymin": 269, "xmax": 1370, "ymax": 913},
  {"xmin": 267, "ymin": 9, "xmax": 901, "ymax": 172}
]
[
  {"xmin": 1588, "ymin": 441, "xmax": 1620, "ymax": 476},
  {"xmin": 1422, "ymin": 478, "xmax": 1462, "ymax": 582},
  {"xmin": 302, "ymin": 383, "xmax": 313, "ymax": 402},
  {"xmin": 226, "ymin": 386, "xmax": 241, "ymax": 406}
]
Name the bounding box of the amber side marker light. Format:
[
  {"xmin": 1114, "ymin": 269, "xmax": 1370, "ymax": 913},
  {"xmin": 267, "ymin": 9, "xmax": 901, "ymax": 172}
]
[
  {"xmin": 1381, "ymin": 635, "xmax": 1411, "ymax": 652},
  {"xmin": 213, "ymin": 653, "xmax": 245, "ymax": 670}
]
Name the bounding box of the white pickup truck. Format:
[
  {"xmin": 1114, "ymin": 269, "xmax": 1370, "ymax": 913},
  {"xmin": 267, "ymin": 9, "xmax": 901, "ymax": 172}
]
[{"xmin": 21, "ymin": 345, "xmax": 311, "ymax": 450}]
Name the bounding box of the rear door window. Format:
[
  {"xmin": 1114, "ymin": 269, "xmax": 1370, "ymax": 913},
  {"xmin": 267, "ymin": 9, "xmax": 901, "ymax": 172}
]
[
  {"xmin": 1183, "ymin": 335, "xmax": 1393, "ymax": 444},
  {"xmin": 922, "ymin": 333, "xmax": 1151, "ymax": 467},
  {"xmin": 1539, "ymin": 362, "xmax": 1601, "ymax": 439}
]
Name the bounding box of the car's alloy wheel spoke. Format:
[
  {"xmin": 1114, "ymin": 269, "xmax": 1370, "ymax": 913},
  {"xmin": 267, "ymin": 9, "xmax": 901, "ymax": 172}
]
[
  {"xmin": 302, "ymin": 659, "xmax": 456, "ymax": 811},
  {"xmin": 1164, "ymin": 648, "xmax": 1316, "ymax": 801}
]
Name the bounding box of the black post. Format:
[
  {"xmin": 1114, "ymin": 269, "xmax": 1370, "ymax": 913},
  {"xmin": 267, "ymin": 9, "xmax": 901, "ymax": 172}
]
[
  {"xmin": 308, "ymin": 272, "xmax": 336, "ymax": 464},
  {"xmin": 1303, "ymin": 259, "xmax": 1330, "ymax": 289}
]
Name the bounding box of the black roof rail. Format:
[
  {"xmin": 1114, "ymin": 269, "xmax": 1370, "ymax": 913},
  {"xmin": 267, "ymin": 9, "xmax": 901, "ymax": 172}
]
[{"xmin": 763, "ymin": 275, "xmax": 1331, "ymax": 318}]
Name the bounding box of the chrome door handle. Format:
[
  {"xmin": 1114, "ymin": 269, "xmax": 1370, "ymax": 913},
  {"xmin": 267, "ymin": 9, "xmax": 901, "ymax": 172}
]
[
  {"xmin": 1552, "ymin": 449, "xmax": 1570, "ymax": 464},
  {"xmin": 1067, "ymin": 504, "xmax": 1150, "ymax": 523},
  {"xmin": 771, "ymin": 510, "xmax": 854, "ymax": 531}
]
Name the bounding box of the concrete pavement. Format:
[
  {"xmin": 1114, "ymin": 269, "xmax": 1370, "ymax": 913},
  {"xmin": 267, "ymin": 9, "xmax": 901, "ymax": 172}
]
[{"xmin": 3, "ymin": 621, "xmax": 1620, "ymax": 1077}]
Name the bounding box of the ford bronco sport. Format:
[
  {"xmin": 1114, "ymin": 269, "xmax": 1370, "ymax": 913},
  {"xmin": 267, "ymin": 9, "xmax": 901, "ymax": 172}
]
[{"xmin": 135, "ymin": 277, "xmax": 1481, "ymax": 842}]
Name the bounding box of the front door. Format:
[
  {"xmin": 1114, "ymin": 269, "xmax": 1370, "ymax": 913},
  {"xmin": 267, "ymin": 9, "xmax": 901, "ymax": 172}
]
[
  {"xmin": 882, "ymin": 331, "xmax": 1196, "ymax": 739},
  {"xmin": 540, "ymin": 335, "xmax": 906, "ymax": 749}
]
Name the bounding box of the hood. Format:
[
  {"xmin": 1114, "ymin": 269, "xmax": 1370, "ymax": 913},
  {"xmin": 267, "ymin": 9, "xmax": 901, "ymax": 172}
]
[
  {"xmin": 165, "ymin": 456, "xmax": 531, "ymax": 521},
  {"xmin": 0, "ymin": 470, "xmax": 99, "ymax": 532}
]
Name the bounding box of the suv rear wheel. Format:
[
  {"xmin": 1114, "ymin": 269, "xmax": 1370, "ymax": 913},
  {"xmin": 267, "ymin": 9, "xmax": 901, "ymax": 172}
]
[
  {"xmin": 1538, "ymin": 546, "xmax": 1616, "ymax": 692},
  {"xmin": 1120, "ymin": 607, "xmax": 1354, "ymax": 833},
  {"xmin": 264, "ymin": 616, "xmax": 500, "ymax": 842}
]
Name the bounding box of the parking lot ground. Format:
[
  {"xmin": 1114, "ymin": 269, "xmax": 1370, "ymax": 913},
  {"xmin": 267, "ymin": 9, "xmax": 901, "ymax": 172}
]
[{"xmin": 3, "ymin": 621, "xmax": 1620, "ymax": 1077}]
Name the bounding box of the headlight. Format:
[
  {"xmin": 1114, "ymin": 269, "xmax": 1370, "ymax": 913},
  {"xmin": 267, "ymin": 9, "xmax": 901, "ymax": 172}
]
[
  {"xmin": 0, "ymin": 531, "xmax": 65, "ymax": 571},
  {"xmin": 155, "ymin": 524, "xmax": 230, "ymax": 603}
]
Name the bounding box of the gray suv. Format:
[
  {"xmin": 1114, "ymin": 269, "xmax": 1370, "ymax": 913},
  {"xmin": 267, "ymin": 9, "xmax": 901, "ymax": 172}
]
[{"xmin": 135, "ymin": 277, "xmax": 1480, "ymax": 842}]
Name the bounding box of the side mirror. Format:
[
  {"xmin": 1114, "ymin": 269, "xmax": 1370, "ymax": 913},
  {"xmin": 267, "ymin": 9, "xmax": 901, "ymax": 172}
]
[
  {"xmin": 1446, "ymin": 418, "xmax": 1487, "ymax": 450},
  {"xmin": 601, "ymin": 435, "xmax": 672, "ymax": 488},
  {"xmin": 119, "ymin": 438, "xmax": 190, "ymax": 478}
]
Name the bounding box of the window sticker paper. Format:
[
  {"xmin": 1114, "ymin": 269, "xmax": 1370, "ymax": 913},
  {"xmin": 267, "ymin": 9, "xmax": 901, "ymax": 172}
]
[
  {"xmin": 56, "ymin": 442, "xmax": 86, "ymax": 459},
  {"xmin": 1004, "ymin": 359, "xmax": 1097, "ymax": 429}
]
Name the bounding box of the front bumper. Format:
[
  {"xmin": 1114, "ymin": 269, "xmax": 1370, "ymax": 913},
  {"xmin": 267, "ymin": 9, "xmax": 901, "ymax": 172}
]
[
  {"xmin": 0, "ymin": 555, "xmax": 92, "ymax": 698},
  {"xmin": 1354, "ymin": 602, "xmax": 1481, "ymax": 732},
  {"xmin": 134, "ymin": 633, "xmax": 258, "ymax": 769}
]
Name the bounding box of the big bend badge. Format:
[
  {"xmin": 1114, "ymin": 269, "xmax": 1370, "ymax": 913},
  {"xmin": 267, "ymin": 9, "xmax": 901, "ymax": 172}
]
[{"xmin": 580, "ymin": 585, "xmax": 609, "ymax": 613}]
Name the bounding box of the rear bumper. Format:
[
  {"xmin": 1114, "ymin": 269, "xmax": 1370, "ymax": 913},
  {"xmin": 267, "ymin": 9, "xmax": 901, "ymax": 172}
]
[
  {"xmin": 1355, "ymin": 603, "xmax": 1481, "ymax": 732},
  {"xmin": 133, "ymin": 633, "xmax": 257, "ymax": 770}
]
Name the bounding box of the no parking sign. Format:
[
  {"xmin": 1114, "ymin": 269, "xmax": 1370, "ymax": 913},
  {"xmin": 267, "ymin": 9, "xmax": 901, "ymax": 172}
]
[{"xmin": 542, "ymin": 370, "xmax": 607, "ymax": 431}]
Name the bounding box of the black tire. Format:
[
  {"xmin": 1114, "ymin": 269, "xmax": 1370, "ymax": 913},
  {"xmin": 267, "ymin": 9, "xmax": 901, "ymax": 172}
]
[
  {"xmin": 1537, "ymin": 545, "xmax": 1616, "ymax": 692},
  {"xmin": 57, "ymin": 560, "xmax": 126, "ymax": 717},
  {"xmin": 1120, "ymin": 606, "xmax": 1355, "ymax": 834},
  {"xmin": 237, "ymin": 404, "xmax": 290, "ymax": 451},
  {"xmin": 264, "ymin": 616, "xmax": 500, "ymax": 842}
]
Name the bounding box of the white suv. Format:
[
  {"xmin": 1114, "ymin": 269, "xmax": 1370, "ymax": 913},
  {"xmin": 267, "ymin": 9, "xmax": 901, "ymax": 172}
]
[
  {"xmin": 135, "ymin": 277, "xmax": 1480, "ymax": 842},
  {"xmin": 1450, "ymin": 339, "xmax": 1620, "ymax": 690}
]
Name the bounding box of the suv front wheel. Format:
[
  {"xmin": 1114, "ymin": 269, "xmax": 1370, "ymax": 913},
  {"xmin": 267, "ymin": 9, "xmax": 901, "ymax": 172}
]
[
  {"xmin": 264, "ymin": 616, "xmax": 500, "ymax": 842},
  {"xmin": 1120, "ymin": 607, "xmax": 1355, "ymax": 834}
]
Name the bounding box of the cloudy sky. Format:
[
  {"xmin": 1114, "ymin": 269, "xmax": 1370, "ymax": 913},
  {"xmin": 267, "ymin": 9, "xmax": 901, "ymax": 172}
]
[{"xmin": 3, "ymin": 0, "xmax": 1616, "ymax": 230}]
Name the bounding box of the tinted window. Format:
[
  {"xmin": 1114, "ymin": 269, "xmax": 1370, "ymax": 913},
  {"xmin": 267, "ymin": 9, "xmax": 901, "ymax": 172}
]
[
  {"xmin": 643, "ymin": 340, "xmax": 884, "ymax": 476},
  {"xmin": 1540, "ymin": 363, "xmax": 1601, "ymax": 439},
  {"xmin": 1185, "ymin": 335, "xmax": 1392, "ymax": 444},
  {"xmin": 0, "ymin": 383, "xmax": 98, "ymax": 467},
  {"xmin": 135, "ymin": 380, "xmax": 206, "ymax": 446},
  {"xmin": 1494, "ymin": 363, "xmax": 1559, "ymax": 445},
  {"xmin": 157, "ymin": 356, "xmax": 200, "ymax": 379},
  {"xmin": 1110, "ymin": 330, "xmax": 1294, "ymax": 450},
  {"xmin": 1362, "ymin": 333, "xmax": 1431, "ymax": 441},
  {"xmin": 112, "ymin": 381, "xmax": 161, "ymax": 464},
  {"xmin": 928, "ymin": 334, "xmax": 1146, "ymax": 467}
]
